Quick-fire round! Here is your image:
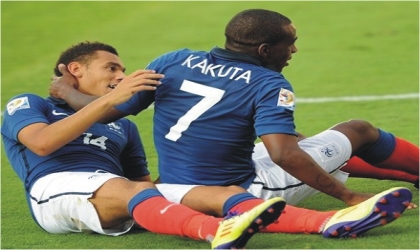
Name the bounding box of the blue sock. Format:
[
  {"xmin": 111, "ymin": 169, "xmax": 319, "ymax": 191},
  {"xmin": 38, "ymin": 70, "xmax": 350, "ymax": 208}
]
[
  {"xmin": 222, "ymin": 192, "xmax": 258, "ymax": 216},
  {"xmin": 128, "ymin": 188, "xmax": 162, "ymax": 215},
  {"xmin": 357, "ymin": 129, "xmax": 396, "ymax": 165}
]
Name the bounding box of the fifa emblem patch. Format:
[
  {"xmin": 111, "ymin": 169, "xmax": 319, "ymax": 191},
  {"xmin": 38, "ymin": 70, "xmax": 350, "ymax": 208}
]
[
  {"xmin": 6, "ymin": 96, "xmax": 30, "ymax": 115},
  {"xmin": 277, "ymin": 88, "xmax": 295, "ymax": 111}
]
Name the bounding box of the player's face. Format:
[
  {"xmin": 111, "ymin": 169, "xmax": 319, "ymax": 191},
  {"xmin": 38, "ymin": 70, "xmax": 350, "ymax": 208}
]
[
  {"xmin": 266, "ymin": 23, "xmax": 298, "ymax": 72},
  {"xmin": 77, "ymin": 51, "xmax": 126, "ymax": 96}
]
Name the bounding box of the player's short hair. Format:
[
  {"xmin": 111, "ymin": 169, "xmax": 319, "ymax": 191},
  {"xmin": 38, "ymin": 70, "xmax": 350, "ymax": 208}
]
[
  {"xmin": 225, "ymin": 9, "xmax": 292, "ymax": 49},
  {"xmin": 54, "ymin": 41, "xmax": 118, "ymax": 76}
]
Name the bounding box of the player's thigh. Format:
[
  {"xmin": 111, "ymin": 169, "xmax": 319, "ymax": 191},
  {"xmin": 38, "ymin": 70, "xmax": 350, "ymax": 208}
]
[
  {"xmin": 298, "ymin": 129, "xmax": 352, "ymax": 168},
  {"xmin": 253, "ymin": 130, "xmax": 351, "ymax": 169},
  {"xmin": 91, "ymin": 176, "xmax": 155, "ymax": 207},
  {"xmin": 29, "ymin": 171, "xmax": 133, "ymax": 235}
]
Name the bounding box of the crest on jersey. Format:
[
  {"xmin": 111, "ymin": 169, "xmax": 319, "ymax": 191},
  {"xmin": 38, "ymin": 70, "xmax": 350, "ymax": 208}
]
[
  {"xmin": 106, "ymin": 122, "xmax": 124, "ymax": 136},
  {"xmin": 277, "ymin": 88, "xmax": 295, "ymax": 111},
  {"xmin": 6, "ymin": 96, "xmax": 30, "ymax": 115}
]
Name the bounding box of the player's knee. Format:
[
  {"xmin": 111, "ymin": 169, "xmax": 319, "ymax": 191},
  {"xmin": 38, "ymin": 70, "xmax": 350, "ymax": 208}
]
[
  {"xmin": 132, "ymin": 181, "xmax": 156, "ymax": 191},
  {"xmin": 340, "ymin": 119, "xmax": 378, "ymax": 140},
  {"xmin": 347, "ymin": 119, "xmax": 376, "ymax": 136}
]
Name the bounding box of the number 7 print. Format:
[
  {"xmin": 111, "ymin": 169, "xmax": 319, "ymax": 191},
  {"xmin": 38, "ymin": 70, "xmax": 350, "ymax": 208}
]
[{"xmin": 165, "ymin": 80, "xmax": 225, "ymax": 142}]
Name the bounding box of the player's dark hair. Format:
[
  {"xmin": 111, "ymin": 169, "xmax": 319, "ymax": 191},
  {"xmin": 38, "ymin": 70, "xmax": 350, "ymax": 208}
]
[
  {"xmin": 225, "ymin": 9, "xmax": 292, "ymax": 50},
  {"xmin": 54, "ymin": 41, "xmax": 118, "ymax": 76}
]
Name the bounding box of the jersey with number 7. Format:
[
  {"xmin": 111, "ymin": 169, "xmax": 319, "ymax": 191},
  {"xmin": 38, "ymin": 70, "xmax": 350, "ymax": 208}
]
[{"xmin": 116, "ymin": 48, "xmax": 297, "ymax": 188}]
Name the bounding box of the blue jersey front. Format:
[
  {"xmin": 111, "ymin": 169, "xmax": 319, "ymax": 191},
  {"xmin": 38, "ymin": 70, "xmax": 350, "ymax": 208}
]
[
  {"xmin": 116, "ymin": 47, "xmax": 297, "ymax": 187},
  {"xmin": 1, "ymin": 94, "xmax": 149, "ymax": 191}
]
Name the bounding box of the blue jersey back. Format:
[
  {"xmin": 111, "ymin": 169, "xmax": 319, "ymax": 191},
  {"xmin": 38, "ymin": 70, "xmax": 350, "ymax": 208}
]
[
  {"xmin": 116, "ymin": 47, "xmax": 297, "ymax": 187},
  {"xmin": 1, "ymin": 94, "xmax": 149, "ymax": 191}
]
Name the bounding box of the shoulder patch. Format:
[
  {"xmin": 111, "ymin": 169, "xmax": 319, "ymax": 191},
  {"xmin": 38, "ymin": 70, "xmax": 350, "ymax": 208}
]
[
  {"xmin": 6, "ymin": 96, "xmax": 30, "ymax": 115},
  {"xmin": 277, "ymin": 88, "xmax": 295, "ymax": 111}
]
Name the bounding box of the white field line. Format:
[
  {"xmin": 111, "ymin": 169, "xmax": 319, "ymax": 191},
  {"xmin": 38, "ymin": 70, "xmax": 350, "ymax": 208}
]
[
  {"xmin": 1, "ymin": 93, "xmax": 418, "ymax": 116},
  {"xmin": 146, "ymin": 92, "xmax": 418, "ymax": 109},
  {"xmin": 296, "ymin": 93, "xmax": 419, "ymax": 103}
]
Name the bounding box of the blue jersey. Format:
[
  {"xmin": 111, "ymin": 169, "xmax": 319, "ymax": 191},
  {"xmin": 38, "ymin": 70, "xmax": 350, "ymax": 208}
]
[
  {"xmin": 1, "ymin": 94, "xmax": 149, "ymax": 191},
  {"xmin": 116, "ymin": 47, "xmax": 297, "ymax": 188}
]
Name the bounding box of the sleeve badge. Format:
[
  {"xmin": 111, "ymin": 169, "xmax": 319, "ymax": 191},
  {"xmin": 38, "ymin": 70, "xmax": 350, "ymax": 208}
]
[
  {"xmin": 277, "ymin": 88, "xmax": 295, "ymax": 111},
  {"xmin": 6, "ymin": 96, "xmax": 30, "ymax": 115}
]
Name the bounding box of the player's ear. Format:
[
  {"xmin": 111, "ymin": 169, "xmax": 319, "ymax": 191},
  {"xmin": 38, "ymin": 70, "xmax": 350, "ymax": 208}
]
[
  {"xmin": 257, "ymin": 43, "xmax": 270, "ymax": 58},
  {"xmin": 67, "ymin": 62, "xmax": 84, "ymax": 78}
]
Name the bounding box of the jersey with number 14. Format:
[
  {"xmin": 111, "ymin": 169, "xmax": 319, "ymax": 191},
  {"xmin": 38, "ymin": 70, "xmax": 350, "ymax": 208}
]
[
  {"xmin": 1, "ymin": 94, "xmax": 149, "ymax": 191},
  {"xmin": 116, "ymin": 47, "xmax": 297, "ymax": 188}
]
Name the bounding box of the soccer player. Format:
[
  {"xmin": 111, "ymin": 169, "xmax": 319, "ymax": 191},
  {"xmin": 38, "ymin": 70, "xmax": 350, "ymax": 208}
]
[
  {"xmin": 125, "ymin": 9, "xmax": 418, "ymax": 205},
  {"xmin": 49, "ymin": 9, "xmax": 417, "ymax": 237},
  {"xmin": 1, "ymin": 41, "xmax": 288, "ymax": 249}
]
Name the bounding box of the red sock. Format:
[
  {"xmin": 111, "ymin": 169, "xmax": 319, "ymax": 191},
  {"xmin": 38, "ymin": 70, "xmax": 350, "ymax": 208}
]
[
  {"xmin": 376, "ymin": 137, "xmax": 419, "ymax": 176},
  {"xmin": 228, "ymin": 198, "xmax": 334, "ymax": 234},
  {"xmin": 228, "ymin": 197, "xmax": 264, "ymax": 214},
  {"xmin": 262, "ymin": 205, "xmax": 335, "ymax": 234},
  {"xmin": 341, "ymin": 156, "xmax": 418, "ymax": 183},
  {"xmin": 131, "ymin": 195, "xmax": 221, "ymax": 240}
]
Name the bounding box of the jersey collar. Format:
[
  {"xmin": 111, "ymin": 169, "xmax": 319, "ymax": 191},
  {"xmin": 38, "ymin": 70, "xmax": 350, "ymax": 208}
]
[
  {"xmin": 210, "ymin": 47, "xmax": 262, "ymax": 66},
  {"xmin": 46, "ymin": 96, "xmax": 74, "ymax": 110},
  {"xmin": 46, "ymin": 96, "xmax": 67, "ymax": 105}
]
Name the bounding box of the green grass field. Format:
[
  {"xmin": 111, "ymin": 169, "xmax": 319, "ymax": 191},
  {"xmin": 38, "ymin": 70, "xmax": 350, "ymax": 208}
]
[{"xmin": 1, "ymin": 1, "xmax": 419, "ymax": 249}]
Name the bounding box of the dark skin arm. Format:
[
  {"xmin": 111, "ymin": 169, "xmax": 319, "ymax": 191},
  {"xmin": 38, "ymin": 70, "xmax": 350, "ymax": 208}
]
[{"xmin": 261, "ymin": 133, "xmax": 373, "ymax": 206}]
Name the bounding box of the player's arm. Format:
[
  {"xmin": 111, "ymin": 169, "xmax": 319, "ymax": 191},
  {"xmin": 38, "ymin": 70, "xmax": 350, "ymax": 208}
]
[
  {"xmin": 261, "ymin": 133, "xmax": 372, "ymax": 206},
  {"xmin": 19, "ymin": 70, "xmax": 163, "ymax": 156}
]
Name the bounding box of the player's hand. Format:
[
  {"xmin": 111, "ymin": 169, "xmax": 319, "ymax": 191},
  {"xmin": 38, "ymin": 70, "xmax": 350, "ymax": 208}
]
[
  {"xmin": 49, "ymin": 64, "xmax": 78, "ymax": 99},
  {"xmin": 106, "ymin": 69, "xmax": 164, "ymax": 106}
]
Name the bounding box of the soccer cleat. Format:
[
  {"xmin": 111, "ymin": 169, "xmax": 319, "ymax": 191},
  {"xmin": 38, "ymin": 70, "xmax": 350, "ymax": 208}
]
[
  {"xmin": 211, "ymin": 197, "xmax": 286, "ymax": 249},
  {"xmin": 322, "ymin": 187, "xmax": 412, "ymax": 238}
]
